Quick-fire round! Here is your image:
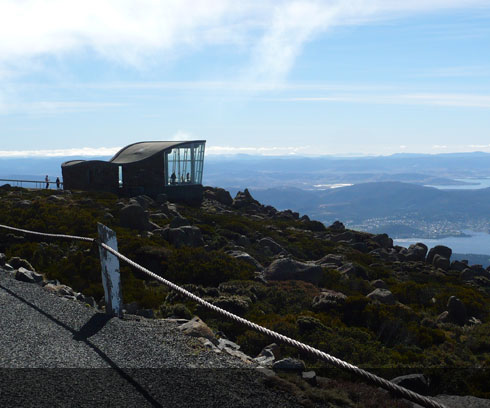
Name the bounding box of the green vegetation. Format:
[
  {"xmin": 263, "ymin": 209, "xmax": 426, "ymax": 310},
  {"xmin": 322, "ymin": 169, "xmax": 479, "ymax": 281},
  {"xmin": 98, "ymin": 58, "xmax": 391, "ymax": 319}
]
[{"xmin": 1, "ymin": 186, "xmax": 489, "ymax": 400}]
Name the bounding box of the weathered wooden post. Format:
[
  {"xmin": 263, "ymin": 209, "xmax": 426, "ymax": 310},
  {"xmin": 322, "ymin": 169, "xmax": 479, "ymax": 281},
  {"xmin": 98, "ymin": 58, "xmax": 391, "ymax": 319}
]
[{"xmin": 97, "ymin": 223, "xmax": 123, "ymax": 317}]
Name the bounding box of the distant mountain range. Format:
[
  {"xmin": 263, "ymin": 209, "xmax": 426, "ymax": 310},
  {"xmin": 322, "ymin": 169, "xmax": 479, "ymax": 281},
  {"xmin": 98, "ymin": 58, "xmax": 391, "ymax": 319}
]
[{"xmin": 249, "ymin": 182, "xmax": 490, "ymax": 232}]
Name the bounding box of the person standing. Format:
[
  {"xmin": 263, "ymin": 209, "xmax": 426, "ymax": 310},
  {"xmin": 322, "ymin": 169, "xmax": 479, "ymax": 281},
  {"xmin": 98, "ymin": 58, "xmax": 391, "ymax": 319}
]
[
  {"xmin": 56, "ymin": 177, "xmax": 61, "ymax": 190},
  {"xmin": 45, "ymin": 175, "xmax": 49, "ymax": 189}
]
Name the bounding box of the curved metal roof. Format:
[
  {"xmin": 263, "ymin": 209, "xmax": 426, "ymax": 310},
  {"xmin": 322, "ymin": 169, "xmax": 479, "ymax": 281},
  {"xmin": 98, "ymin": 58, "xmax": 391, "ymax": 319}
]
[{"xmin": 110, "ymin": 140, "xmax": 205, "ymax": 164}]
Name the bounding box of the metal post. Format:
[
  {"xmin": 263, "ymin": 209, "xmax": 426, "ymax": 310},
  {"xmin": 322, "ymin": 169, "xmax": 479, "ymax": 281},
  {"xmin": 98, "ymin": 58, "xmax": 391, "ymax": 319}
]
[{"xmin": 97, "ymin": 223, "xmax": 123, "ymax": 317}]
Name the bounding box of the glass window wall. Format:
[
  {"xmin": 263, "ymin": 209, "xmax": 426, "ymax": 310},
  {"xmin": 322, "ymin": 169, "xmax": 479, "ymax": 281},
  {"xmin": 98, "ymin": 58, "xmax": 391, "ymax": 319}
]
[{"xmin": 165, "ymin": 142, "xmax": 205, "ymax": 186}]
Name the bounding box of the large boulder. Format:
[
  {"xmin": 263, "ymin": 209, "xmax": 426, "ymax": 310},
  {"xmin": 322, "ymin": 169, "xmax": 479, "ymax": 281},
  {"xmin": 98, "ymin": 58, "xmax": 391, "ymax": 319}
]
[
  {"xmin": 372, "ymin": 233, "xmax": 393, "ymax": 249},
  {"xmin": 391, "ymin": 374, "xmax": 429, "ymax": 396},
  {"xmin": 258, "ymin": 237, "xmax": 285, "ymax": 256},
  {"xmin": 315, "ymin": 254, "xmax": 344, "ymax": 266},
  {"xmin": 169, "ymin": 216, "xmax": 191, "ymax": 228},
  {"xmin": 433, "ymin": 254, "xmax": 450, "ymax": 270},
  {"xmin": 328, "ymin": 220, "xmax": 345, "ymax": 232},
  {"xmin": 427, "ymin": 245, "xmax": 452, "ymax": 264},
  {"xmin": 232, "ymin": 189, "xmax": 260, "ymax": 209},
  {"xmin": 161, "ymin": 226, "xmax": 204, "ymax": 248},
  {"xmin": 120, "ymin": 204, "xmax": 150, "ymax": 231},
  {"xmin": 272, "ymin": 358, "xmax": 305, "ymax": 373},
  {"xmin": 312, "ymin": 290, "xmax": 347, "ymax": 311},
  {"xmin": 226, "ymin": 251, "xmax": 263, "ymax": 271},
  {"xmin": 203, "ymin": 187, "xmax": 233, "ymax": 206},
  {"xmin": 366, "ymin": 288, "xmax": 396, "ymax": 305},
  {"xmin": 404, "ymin": 243, "xmax": 428, "ymax": 262},
  {"xmin": 264, "ymin": 258, "xmax": 323, "ymax": 285},
  {"xmin": 338, "ymin": 263, "xmax": 368, "ymax": 280}
]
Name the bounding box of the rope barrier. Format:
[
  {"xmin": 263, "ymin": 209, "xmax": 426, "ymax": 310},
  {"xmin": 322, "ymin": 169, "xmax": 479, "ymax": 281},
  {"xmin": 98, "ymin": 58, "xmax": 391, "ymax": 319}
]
[{"xmin": 0, "ymin": 223, "xmax": 448, "ymax": 408}]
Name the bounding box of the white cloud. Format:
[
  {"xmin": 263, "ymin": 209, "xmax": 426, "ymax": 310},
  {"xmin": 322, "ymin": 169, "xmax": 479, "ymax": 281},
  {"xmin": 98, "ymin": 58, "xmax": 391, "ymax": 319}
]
[
  {"xmin": 0, "ymin": 101, "xmax": 125, "ymax": 115},
  {"xmin": 284, "ymin": 92, "xmax": 490, "ymax": 108},
  {"xmin": 169, "ymin": 131, "xmax": 193, "ymax": 141},
  {"xmin": 206, "ymin": 145, "xmax": 310, "ymax": 155},
  {"xmin": 0, "ymin": 147, "xmax": 121, "ymax": 158},
  {"xmin": 0, "ymin": 0, "xmax": 488, "ymax": 84},
  {"xmin": 432, "ymin": 145, "xmax": 448, "ymax": 149}
]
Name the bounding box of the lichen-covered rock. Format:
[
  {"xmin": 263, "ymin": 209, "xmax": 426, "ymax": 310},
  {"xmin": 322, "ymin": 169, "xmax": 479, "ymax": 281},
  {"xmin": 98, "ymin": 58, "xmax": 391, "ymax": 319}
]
[
  {"xmin": 366, "ymin": 288, "xmax": 396, "ymax": 305},
  {"xmin": 264, "ymin": 258, "xmax": 323, "ymax": 285},
  {"xmin": 312, "ymin": 290, "xmax": 347, "ymax": 311}
]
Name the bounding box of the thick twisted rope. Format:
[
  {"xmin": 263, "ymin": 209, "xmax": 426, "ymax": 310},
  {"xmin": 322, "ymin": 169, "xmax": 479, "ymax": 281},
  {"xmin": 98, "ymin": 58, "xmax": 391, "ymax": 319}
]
[{"xmin": 0, "ymin": 223, "xmax": 447, "ymax": 408}]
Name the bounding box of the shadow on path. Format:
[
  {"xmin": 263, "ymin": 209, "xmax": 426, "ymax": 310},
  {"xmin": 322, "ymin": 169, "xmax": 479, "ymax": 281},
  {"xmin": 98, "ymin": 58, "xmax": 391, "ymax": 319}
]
[{"xmin": 0, "ymin": 283, "xmax": 162, "ymax": 407}]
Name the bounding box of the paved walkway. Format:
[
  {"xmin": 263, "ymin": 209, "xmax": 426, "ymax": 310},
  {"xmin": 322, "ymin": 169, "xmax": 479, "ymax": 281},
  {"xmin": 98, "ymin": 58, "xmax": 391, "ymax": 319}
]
[{"xmin": 0, "ymin": 269, "xmax": 299, "ymax": 407}]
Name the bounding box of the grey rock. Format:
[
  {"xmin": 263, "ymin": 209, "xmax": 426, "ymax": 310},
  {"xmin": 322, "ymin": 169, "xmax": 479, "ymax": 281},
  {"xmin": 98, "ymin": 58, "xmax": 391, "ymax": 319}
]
[
  {"xmin": 8, "ymin": 257, "xmax": 35, "ymax": 271},
  {"xmin": 169, "ymin": 216, "xmax": 191, "ymax": 228},
  {"xmin": 302, "ymin": 371, "xmax": 317, "ymax": 386},
  {"xmin": 264, "ymin": 258, "xmax": 323, "ymax": 285},
  {"xmin": 433, "ymin": 254, "xmax": 450, "ymax": 270},
  {"xmin": 203, "ymin": 187, "xmax": 233, "ymax": 206},
  {"xmin": 0, "ymin": 253, "xmax": 6, "ymax": 266},
  {"xmin": 163, "ymin": 226, "xmax": 204, "ymax": 248},
  {"xmin": 179, "ymin": 316, "xmax": 216, "ymax": 343},
  {"xmin": 217, "ymin": 338, "xmax": 241, "ymax": 351},
  {"xmin": 366, "ymin": 288, "xmax": 396, "ymax": 305},
  {"xmin": 120, "ymin": 204, "xmax": 150, "ymax": 231},
  {"xmin": 371, "ymin": 279, "xmax": 388, "ymax": 290},
  {"xmin": 272, "ymin": 358, "xmax": 306, "ymax": 372},
  {"xmin": 232, "ymin": 189, "xmax": 260, "ymax": 209},
  {"xmin": 427, "ymin": 245, "xmax": 452, "ymax": 264},
  {"xmin": 338, "ymin": 263, "xmax": 368, "ymax": 279},
  {"xmin": 413, "ymin": 394, "xmax": 490, "ymax": 408},
  {"xmin": 328, "ymin": 220, "xmax": 345, "ymax": 232},
  {"xmin": 315, "ymin": 253, "xmax": 344, "ymax": 266},
  {"xmin": 15, "ymin": 267, "xmax": 43, "ymax": 284},
  {"xmin": 227, "ymin": 251, "xmax": 263, "ymax": 271},
  {"xmin": 258, "ymin": 237, "xmax": 285, "ymax": 256},
  {"xmin": 312, "ymin": 290, "xmax": 347, "ymax": 311},
  {"xmin": 404, "ymin": 243, "xmax": 428, "ymax": 262},
  {"xmin": 372, "ymin": 233, "xmax": 393, "ymax": 249},
  {"xmin": 451, "ymin": 260, "xmax": 468, "ymax": 272},
  {"xmin": 391, "ymin": 374, "xmax": 429, "ymax": 395}
]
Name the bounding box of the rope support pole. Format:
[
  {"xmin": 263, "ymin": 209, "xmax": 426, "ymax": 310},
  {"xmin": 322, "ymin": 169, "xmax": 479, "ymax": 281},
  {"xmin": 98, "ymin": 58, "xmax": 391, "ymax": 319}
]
[{"xmin": 0, "ymin": 223, "xmax": 448, "ymax": 408}]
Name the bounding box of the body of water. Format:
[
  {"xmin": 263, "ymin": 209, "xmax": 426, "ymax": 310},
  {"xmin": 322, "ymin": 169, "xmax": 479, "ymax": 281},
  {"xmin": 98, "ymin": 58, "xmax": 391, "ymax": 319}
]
[
  {"xmin": 394, "ymin": 230, "xmax": 490, "ymax": 255},
  {"xmin": 425, "ymin": 177, "xmax": 490, "ymax": 190}
]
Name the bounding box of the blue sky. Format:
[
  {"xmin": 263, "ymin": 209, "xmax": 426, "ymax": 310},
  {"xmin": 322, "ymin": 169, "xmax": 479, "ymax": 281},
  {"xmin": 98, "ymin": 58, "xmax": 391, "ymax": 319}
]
[{"xmin": 1, "ymin": 0, "xmax": 490, "ymax": 157}]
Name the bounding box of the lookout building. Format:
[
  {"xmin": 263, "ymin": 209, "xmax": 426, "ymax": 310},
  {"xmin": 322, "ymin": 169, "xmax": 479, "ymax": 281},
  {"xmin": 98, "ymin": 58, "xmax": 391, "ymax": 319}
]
[{"xmin": 61, "ymin": 140, "xmax": 206, "ymax": 202}]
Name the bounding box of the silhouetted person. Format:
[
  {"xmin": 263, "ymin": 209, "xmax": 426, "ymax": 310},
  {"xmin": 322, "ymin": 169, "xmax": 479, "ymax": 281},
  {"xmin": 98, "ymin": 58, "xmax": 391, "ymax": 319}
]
[
  {"xmin": 170, "ymin": 172, "xmax": 176, "ymax": 185},
  {"xmin": 56, "ymin": 177, "xmax": 61, "ymax": 190},
  {"xmin": 186, "ymin": 172, "xmax": 190, "ymax": 182},
  {"xmin": 45, "ymin": 175, "xmax": 49, "ymax": 189}
]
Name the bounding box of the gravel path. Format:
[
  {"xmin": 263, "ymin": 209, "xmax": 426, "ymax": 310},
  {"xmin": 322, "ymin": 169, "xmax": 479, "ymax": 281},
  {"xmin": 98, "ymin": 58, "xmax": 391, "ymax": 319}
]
[{"xmin": 0, "ymin": 269, "xmax": 301, "ymax": 407}]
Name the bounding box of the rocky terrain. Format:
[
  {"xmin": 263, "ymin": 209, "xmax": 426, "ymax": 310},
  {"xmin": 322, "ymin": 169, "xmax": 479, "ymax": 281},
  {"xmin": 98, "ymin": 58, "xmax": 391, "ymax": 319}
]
[{"xmin": 0, "ymin": 184, "xmax": 489, "ymax": 407}]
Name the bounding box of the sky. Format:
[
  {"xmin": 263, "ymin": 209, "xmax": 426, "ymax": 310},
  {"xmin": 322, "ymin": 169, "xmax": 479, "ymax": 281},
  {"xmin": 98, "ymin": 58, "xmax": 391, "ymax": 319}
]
[{"xmin": 1, "ymin": 0, "xmax": 490, "ymax": 157}]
